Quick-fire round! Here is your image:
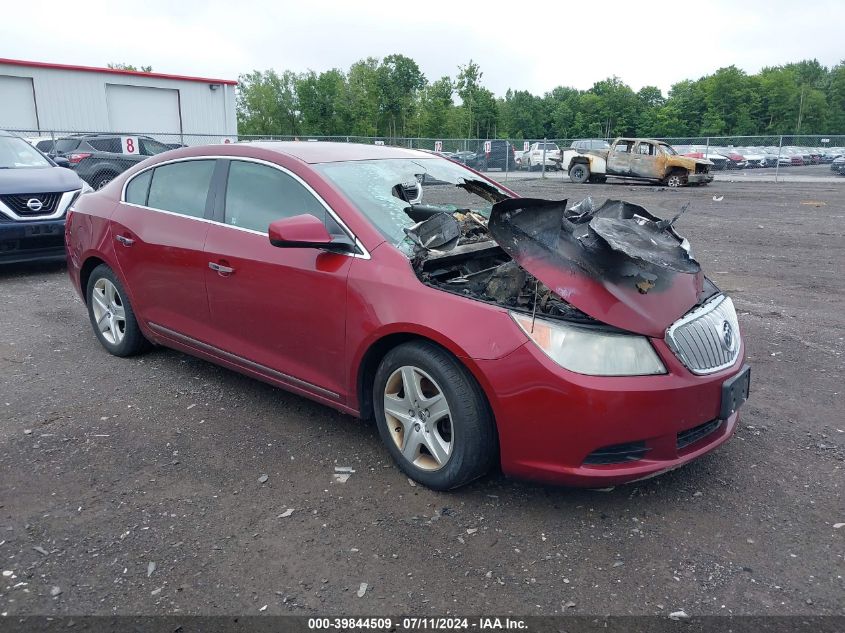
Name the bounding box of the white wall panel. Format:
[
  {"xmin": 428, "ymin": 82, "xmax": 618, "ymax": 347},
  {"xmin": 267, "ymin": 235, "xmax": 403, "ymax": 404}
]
[
  {"xmin": 0, "ymin": 62, "xmax": 237, "ymax": 139},
  {"xmin": 0, "ymin": 75, "xmax": 38, "ymax": 129},
  {"xmin": 106, "ymin": 84, "xmax": 181, "ymax": 134}
]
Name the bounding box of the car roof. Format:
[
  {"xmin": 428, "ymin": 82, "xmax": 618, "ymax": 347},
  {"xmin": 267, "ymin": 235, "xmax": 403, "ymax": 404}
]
[{"xmin": 242, "ymin": 141, "xmax": 435, "ymax": 164}]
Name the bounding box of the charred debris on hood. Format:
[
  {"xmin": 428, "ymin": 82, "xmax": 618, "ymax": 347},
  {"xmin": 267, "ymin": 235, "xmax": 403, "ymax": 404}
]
[{"xmin": 403, "ymin": 181, "xmax": 709, "ymax": 324}]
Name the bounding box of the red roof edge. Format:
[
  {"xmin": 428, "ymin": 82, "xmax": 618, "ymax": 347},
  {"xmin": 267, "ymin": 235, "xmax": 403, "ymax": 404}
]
[{"xmin": 0, "ymin": 58, "xmax": 238, "ymax": 86}]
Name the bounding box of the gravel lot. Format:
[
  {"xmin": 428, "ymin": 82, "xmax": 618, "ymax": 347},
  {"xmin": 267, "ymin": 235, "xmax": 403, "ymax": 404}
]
[{"xmin": 0, "ymin": 179, "xmax": 843, "ymax": 617}]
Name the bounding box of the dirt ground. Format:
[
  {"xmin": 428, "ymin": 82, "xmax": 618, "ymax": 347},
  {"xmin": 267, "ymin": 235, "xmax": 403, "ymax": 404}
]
[{"xmin": 0, "ymin": 179, "xmax": 843, "ymax": 617}]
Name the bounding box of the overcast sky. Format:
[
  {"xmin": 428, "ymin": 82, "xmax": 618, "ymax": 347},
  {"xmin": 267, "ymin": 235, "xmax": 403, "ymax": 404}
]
[{"xmin": 2, "ymin": 0, "xmax": 843, "ymax": 96}]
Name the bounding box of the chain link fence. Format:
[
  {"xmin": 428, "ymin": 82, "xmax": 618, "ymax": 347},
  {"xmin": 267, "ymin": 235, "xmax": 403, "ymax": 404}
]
[{"xmin": 7, "ymin": 128, "xmax": 845, "ymax": 188}]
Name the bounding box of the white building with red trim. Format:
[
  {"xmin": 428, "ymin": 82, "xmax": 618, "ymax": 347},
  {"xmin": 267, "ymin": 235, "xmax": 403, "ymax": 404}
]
[{"xmin": 0, "ymin": 58, "xmax": 237, "ymax": 142}]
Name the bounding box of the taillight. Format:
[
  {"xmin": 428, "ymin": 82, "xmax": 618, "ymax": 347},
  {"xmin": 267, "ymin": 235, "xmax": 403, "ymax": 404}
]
[{"xmin": 68, "ymin": 152, "xmax": 92, "ymax": 164}]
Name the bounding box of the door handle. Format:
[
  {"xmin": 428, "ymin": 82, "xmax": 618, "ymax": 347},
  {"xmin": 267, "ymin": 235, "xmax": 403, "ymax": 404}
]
[
  {"xmin": 208, "ymin": 262, "xmax": 235, "ymax": 275},
  {"xmin": 115, "ymin": 235, "xmax": 135, "ymax": 246}
]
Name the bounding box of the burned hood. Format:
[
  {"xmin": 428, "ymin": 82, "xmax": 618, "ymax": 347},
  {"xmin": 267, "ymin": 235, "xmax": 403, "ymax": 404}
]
[{"xmin": 488, "ymin": 197, "xmax": 704, "ymax": 337}]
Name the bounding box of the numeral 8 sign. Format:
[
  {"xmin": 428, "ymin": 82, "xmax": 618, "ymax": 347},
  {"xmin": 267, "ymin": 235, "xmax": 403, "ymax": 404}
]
[{"xmin": 121, "ymin": 136, "xmax": 140, "ymax": 155}]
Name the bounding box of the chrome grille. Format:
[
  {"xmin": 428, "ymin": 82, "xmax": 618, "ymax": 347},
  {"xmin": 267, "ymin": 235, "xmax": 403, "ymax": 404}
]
[
  {"xmin": 666, "ymin": 295, "xmax": 740, "ymax": 375},
  {"xmin": 0, "ymin": 193, "xmax": 62, "ymax": 216}
]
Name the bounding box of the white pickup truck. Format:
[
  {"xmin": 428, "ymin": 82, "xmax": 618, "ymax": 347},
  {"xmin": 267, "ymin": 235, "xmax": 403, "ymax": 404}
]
[{"xmin": 557, "ymin": 138, "xmax": 715, "ymax": 187}]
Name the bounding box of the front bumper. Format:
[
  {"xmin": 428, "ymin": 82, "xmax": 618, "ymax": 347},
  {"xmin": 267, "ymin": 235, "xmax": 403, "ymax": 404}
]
[
  {"xmin": 688, "ymin": 173, "xmax": 714, "ymax": 184},
  {"xmin": 0, "ymin": 219, "xmax": 66, "ymax": 264},
  {"xmin": 476, "ymin": 337, "xmax": 746, "ymax": 487}
]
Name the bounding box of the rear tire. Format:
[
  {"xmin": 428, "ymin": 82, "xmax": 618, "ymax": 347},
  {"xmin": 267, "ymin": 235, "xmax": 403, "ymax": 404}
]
[
  {"xmin": 569, "ymin": 162, "xmax": 591, "ymax": 183},
  {"xmin": 373, "ymin": 341, "xmax": 497, "ymax": 490},
  {"xmin": 86, "ymin": 264, "xmax": 148, "ymax": 357}
]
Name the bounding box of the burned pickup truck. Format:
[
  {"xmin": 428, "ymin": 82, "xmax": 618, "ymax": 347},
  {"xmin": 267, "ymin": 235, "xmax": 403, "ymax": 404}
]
[{"xmin": 557, "ymin": 138, "xmax": 714, "ymax": 187}]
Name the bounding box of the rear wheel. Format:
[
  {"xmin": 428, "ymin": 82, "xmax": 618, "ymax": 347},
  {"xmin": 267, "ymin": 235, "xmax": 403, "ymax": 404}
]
[
  {"xmin": 373, "ymin": 341, "xmax": 496, "ymax": 490},
  {"xmin": 569, "ymin": 162, "xmax": 591, "ymax": 184},
  {"xmin": 86, "ymin": 264, "xmax": 148, "ymax": 357}
]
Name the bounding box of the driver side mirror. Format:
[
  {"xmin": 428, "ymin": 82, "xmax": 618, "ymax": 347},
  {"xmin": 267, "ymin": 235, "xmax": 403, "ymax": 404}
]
[
  {"xmin": 53, "ymin": 156, "xmax": 71, "ymax": 168},
  {"xmin": 268, "ymin": 214, "xmax": 356, "ymax": 254}
]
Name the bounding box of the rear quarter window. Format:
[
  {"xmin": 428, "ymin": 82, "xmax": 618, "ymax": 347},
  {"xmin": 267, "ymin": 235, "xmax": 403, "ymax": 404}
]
[
  {"xmin": 125, "ymin": 169, "xmax": 153, "ymax": 205},
  {"xmin": 88, "ymin": 138, "xmax": 123, "ymax": 153}
]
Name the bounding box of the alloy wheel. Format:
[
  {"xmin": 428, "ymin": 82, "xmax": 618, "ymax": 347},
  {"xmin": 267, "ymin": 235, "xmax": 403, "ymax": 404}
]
[
  {"xmin": 383, "ymin": 365, "xmax": 453, "ymax": 471},
  {"xmin": 91, "ymin": 278, "xmax": 126, "ymax": 345}
]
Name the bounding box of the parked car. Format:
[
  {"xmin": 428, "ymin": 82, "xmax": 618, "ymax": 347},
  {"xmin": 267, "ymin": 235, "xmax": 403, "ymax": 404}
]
[
  {"xmin": 468, "ymin": 140, "xmax": 517, "ymax": 171},
  {"xmin": 562, "ymin": 138, "xmax": 714, "ymax": 186},
  {"xmin": 0, "ymin": 130, "xmax": 88, "ymax": 264},
  {"xmin": 23, "ymin": 136, "xmax": 59, "ymax": 154},
  {"xmin": 523, "ymin": 142, "xmax": 562, "ymax": 171},
  {"xmin": 724, "ymin": 152, "xmax": 747, "ymax": 169},
  {"xmin": 832, "ymin": 155, "xmax": 845, "ymax": 175},
  {"xmin": 66, "ymin": 142, "xmax": 748, "ymax": 489},
  {"xmin": 50, "ymin": 134, "xmax": 173, "ymax": 189},
  {"xmin": 448, "ymin": 151, "xmax": 477, "ymax": 165},
  {"xmin": 684, "ymin": 151, "xmax": 728, "ymax": 171}
]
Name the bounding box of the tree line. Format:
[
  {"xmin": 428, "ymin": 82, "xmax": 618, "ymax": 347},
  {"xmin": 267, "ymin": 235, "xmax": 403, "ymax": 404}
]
[{"xmin": 236, "ymin": 55, "xmax": 845, "ymax": 139}]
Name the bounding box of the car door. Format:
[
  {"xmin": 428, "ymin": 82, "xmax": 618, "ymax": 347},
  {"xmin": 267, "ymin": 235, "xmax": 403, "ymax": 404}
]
[
  {"xmin": 631, "ymin": 141, "xmax": 664, "ymax": 180},
  {"xmin": 606, "ymin": 141, "xmax": 634, "ymax": 176},
  {"xmin": 110, "ymin": 158, "xmax": 220, "ymax": 342},
  {"xmin": 203, "ymin": 159, "xmax": 353, "ymax": 401}
]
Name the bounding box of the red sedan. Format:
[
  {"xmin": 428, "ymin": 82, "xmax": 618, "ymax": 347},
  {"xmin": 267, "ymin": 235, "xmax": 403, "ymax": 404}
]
[{"xmin": 65, "ymin": 142, "xmax": 749, "ymax": 490}]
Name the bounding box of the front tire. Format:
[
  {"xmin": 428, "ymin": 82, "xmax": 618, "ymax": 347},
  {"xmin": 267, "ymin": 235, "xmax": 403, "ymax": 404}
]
[
  {"xmin": 86, "ymin": 264, "xmax": 148, "ymax": 357},
  {"xmin": 93, "ymin": 172, "xmax": 117, "ymax": 190},
  {"xmin": 665, "ymin": 171, "xmax": 686, "ymax": 188},
  {"xmin": 373, "ymin": 341, "xmax": 496, "ymax": 490},
  {"xmin": 569, "ymin": 162, "xmax": 591, "ymax": 183}
]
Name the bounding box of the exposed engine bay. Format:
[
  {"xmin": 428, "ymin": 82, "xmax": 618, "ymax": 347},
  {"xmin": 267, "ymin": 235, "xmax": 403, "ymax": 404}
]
[
  {"xmin": 399, "ymin": 177, "xmax": 718, "ymax": 331},
  {"xmin": 417, "ymin": 236, "xmax": 599, "ymax": 323}
]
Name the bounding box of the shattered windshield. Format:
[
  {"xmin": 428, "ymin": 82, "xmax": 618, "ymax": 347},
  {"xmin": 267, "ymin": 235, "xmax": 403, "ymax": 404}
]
[
  {"xmin": 660, "ymin": 144, "xmax": 678, "ymax": 156},
  {"xmin": 315, "ymin": 158, "xmax": 511, "ymax": 251}
]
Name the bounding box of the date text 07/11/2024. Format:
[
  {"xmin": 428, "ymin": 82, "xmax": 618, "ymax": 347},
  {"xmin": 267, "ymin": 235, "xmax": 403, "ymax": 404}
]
[{"xmin": 307, "ymin": 617, "xmax": 528, "ymax": 630}]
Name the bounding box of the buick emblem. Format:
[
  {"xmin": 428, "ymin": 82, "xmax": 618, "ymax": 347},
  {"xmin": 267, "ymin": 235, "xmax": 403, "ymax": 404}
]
[
  {"xmin": 26, "ymin": 198, "xmax": 44, "ymax": 212},
  {"xmin": 721, "ymin": 321, "xmax": 736, "ymax": 352}
]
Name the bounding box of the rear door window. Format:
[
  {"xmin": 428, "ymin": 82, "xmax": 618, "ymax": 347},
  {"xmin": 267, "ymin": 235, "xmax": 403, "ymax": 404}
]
[
  {"xmin": 147, "ymin": 160, "xmax": 216, "ymax": 218},
  {"xmin": 223, "ymin": 160, "xmax": 330, "ymax": 234}
]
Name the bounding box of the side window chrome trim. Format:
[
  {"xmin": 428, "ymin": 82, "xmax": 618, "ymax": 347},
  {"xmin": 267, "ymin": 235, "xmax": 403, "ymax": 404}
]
[{"xmin": 121, "ymin": 155, "xmax": 370, "ymax": 260}]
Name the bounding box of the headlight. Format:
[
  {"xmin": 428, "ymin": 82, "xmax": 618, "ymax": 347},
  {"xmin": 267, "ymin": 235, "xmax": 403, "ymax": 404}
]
[{"xmin": 510, "ymin": 312, "xmax": 666, "ymax": 376}]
